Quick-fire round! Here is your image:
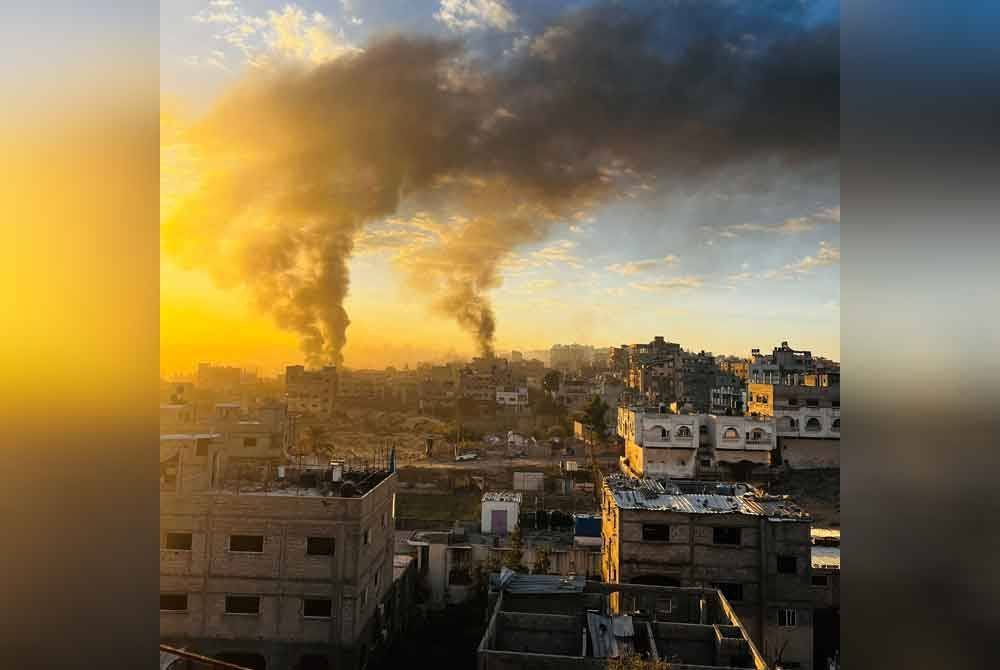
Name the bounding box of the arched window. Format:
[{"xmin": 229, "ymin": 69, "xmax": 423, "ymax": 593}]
[
  {"xmin": 723, "ymin": 427, "xmax": 740, "ymax": 441},
  {"xmin": 805, "ymin": 417, "xmax": 822, "ymax": 432},
  {"xmin": 676, "ymin": 426, "xmax": 692, "ymax": 438},
  {"xmin": 750, "ymin": 428, "xmax": 765, "ymax": 442},
  {"xmin": 832, "ymin": 419, "xmax": 840, "ymax": 432},
  {"xmin": 660, "ymin": 427, "xmax": 668, "ymax": 439}
]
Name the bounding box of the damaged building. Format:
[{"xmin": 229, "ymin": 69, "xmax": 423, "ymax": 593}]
[
  {"xmin": 478, "ymin": 571, "xmax": 768, "ymax": 670},
  {"xmin": 601, "ymin": 475, "xmax": 814, "ymax": 670}
]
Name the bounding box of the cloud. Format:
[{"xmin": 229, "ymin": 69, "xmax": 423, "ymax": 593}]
[
  {"xmin": 606, "ymin": 255, "xmax": 678, "ymax": 276},
  {"xmin": 704, "ymin": 206, "xmax": 839, "ymax": 241},
  {"xmin": 530, "ymin": 240, "xmax": 583, "ymax": 269},
  {"xmin": 629, "ymin": 276, "xmax": 704, "ymax": 291},
  {"xmin": 435, "ymin": 0, "xmax": 517, "ymax": 32},
  {"xmin": 523, "ymin": 278, "xmax": 559, "ymax": 291},
  {"xmin": 191, "ymin": 1, "xmax": 356, "ymax": 68},
  {"xmin": 763, "ymin": 241, "xmax": 841, "ymax": 279}
]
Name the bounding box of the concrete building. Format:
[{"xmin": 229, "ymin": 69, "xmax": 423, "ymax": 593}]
[
  {"xmin": 481, "ymin": 491, "xmax": 522, "ymax": 535},
  {"xmin": 749, "ymin": 383, "xmax": 840, "ymax": 471},
  {"xmin": 557, "ymin": 377, "xmax": 593, "ymax": 410},
  {"xmin": 600, "ymin": 475, "xmax": 813, "ymax": 670},
  {"xmin": 478, "ymin": 573, "xmax": 768, "ymax": 670},
  {"xmin": 550, "ymin": 344, "xmax": 595, "ymax": 373},
  {"xmin": 495, "ymin": 386, "xmax": 529, "ymax": 411},
  {"xmin": 198, "ymin": 364, "xmax": 244, "ymax": 394},
  {"xmin": 284, "ymin": 366, "xmax": 338, "ymax": 417},
  {"xmin": 337, "ymin": 369, "xmax": 389, "ymax": 403},
  {"xmin": 160, "ymin": 463, "xmax": 399, "ymax": 670},
  {"xmin": 810, "ymin": 529, "xmax": 840, "ymax": 670},
  {"xmin": 710, "ymin": 384, "xmax": 746, "ymax": 416},
  {"xmin": 617, "ymin": 406, "xmax": 701, "ymax": 479},
  {"xmin": 704, "ymin": 415, "xmax": 776, "ymax": 481}
]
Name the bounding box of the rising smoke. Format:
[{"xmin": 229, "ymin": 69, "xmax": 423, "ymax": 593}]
[{"xmin": 162, "ymin": 2, "xmax": 839, "ymax": 365}]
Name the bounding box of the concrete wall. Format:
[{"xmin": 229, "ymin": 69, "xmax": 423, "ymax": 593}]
[
  {"xmin": 482, "ymin": 500, "xmax": 520, "ymax": 534},
  {"xmin": 780, "ymin": 438, "xmax": 840, "ymax": 470}
]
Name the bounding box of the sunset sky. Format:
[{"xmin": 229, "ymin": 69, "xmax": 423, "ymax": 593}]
[{"xmin": 160, "ymin": 0, "xmax": 840, "ymax": 377}]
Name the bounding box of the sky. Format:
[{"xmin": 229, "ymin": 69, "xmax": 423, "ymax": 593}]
[{"xmin": 160, "ymin": 0, "xmax": 840, "ymax": 377}]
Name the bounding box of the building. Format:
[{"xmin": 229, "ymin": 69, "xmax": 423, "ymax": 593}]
[
  {"xmin": 160, "ymin": 462, "xmax": 399, "ymax": 670},
  {"xmin": 549, "ymin": 344, "xmax": 595, "ymax": 373},
  {"xmin": 478, "ymin": 572, "xmax": 768, "ymax": 670},
  {"xmin": 284, "ymin": 365, "xmax": 338, "ymax": 417},
  {"xmin": 495, "ymin": 386, "xmax": 529, "ymax": 411},
  {"xmin": 601, "ymin": 475, "xmax": 813, "ymax": 670},
  {"xmin": 678, "ymin": 350, "xmax": 717, "ymax": 412},
  {"xmin": 198, "ymin": 364, "xmax": 244, "ymax": 394},
  {"xmin": 557, "ymin": 377, "xmax": 592, "ymax": 410},
  {"xmin": 481, "ymin": 491, "xmax": 522, "ymax": 535},
  {"xmin": 338, "ymin": 369, "xmax": 389, "ymax": 403},
  {"xmin": 748, "ymin": 382, "xmax": 840, "ymax": 471},
  {"xmin": 810, "ymin": 529, "xmax": 840, "ymax": 670},
  {"xmin": 703, "ymin": 415, "xmax": 776, "ymax": 482},
  {"xmin": 710, "ymin": 383, "xmax": 746, "ymax": 416},
  {"xmin": 617, "ymin": 406, "xmax": 701, "ymax": 479}
]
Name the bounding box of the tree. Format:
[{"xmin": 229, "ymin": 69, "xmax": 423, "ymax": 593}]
[
  {"xmin": 301, "ymin": 425, "xmax": 333, "ymax": 458},
  {"xmin": 542, "ymin": 370, "xmax": 562, "ymax": 393},
  {"xmin": 583, "ymin": 395, "xmax": 610, "ymax": 441},
  {"xmin": 503, "ymin": 526, "xmax": 525, "ymax": 571},
  {"xmin": 533, "ymin": 546, "xmax": 552, "ymax": 575}
]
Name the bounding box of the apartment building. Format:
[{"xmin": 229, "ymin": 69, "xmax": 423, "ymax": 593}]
[
  {"xmin": 601, "ymin": 474, "xmax": 814, "ymax": 670},
  {"xmin": 284, "ymin": 366, "xmax": 338, "ymax": 417},
  {"xmin": 748, "ymin": 382, "xmax": 840, "ymax": 470},
  {"xmin": 617, "ymin": 406, "xmax": 701, "ymax": 479},
  {"xmin": 160, "ymin": 465, "xmax": 398, "ymax": 670}
]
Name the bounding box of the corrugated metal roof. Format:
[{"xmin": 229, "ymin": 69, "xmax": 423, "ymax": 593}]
[
  {"xmin": 605, "ymin": 474, "xmax": 808, "ymax": 520},
  {"xmin": 494, "ymin": 573, "xmax": 586, "ymax": 594},
  {"xmin": 587, "ymin": 612, "xmax": 618, "ymax": 658},
  {"xmin": 482, "ymin": 491, "xmax": 523, "ymax": 503}
]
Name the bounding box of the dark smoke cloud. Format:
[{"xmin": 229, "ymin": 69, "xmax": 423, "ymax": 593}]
[{"xmin": 162, "ymin": 2, "xmax": 839, "ymax": 364}]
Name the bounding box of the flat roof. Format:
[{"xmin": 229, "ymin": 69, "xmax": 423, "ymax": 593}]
[
  {"xmin": 604, "ymin": 474, "xmax": 809, "ymax": 520},
  {"xmin": 483, "ymin": 491, "xmax": 522, "ymax": 503},
  {"xmin": 159, "ymin": 433, "xmax": 220, "ymax": 441},
  {"xmin": 812, "ymin": 545, "xmax": 840, "ymax": 569}
]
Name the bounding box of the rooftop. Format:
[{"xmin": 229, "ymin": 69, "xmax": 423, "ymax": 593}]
[
  {"xmin": 812, "ymin": 545, "xmax": 841, "ymax": 570},
  {"xmin": 483, "ymin": 491, "xmax": 523, "ymax": 503},
  {"xmin": 604, "ymin": 474, "xmax": 809, "ymax": 521},
  {"xmin": 159, "ymin": 433, "xmax": 220, "ymax": 441}
]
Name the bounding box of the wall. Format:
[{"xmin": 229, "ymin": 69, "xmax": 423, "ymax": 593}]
[
  {"xmin": 780, "ymin": 438, "xmax": 840, "ymax": 470},
  {"xmin": 160, "ymin": 473, "xmax": 396, "ymax": 667},
  {"xmin": 481, "ymin": 500, "xmax": 520, "ymax": 534}
]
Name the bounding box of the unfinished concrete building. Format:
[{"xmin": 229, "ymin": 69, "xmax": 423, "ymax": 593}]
[
  {"xmin": 284, "ymin": 365, "xmax": 338, "ymax": 417},
  {"xmin": 601, "ymin": 475, "xmax": 814, "ymax": 670},
  {"xmin": 478, "ymin": 572, "xmax": 768, "ymax": 670},
  {"xmin": 160, "ymin": 462, "xmax": 400, "ymax": 670}
]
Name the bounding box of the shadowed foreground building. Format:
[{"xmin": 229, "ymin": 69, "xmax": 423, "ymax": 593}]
[
  {"xmin": 478, "ymin": 572, "xmax": 768, "ymax": 670},
  {"xmin": 160, "ymin": 462, "xmax": 412, "ymax": 670},
  {"xmin": 601, "ymin": 475, "xmax": 813, "ymax": 670}
]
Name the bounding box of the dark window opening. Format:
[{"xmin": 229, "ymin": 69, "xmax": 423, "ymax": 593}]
[
  {"xmin": 244, "ymin": 437, "xmax": 258, "ymax": 447},
  {"xmin": 713, "ymin": 527, "xmax": 742, "ymax": 545},
  {"xmin": 700, "ymin": 458, "xmax": 711, "ymax": 467},
  {"xmin": 306, "ymin": 537, "xmax": 335, "ymax": 556},
  {"xmin": 806, "ymin": 399, "xmax": 819, "ymax": 408},
  {"xmin": 642, "ymin": 524, "xmax": 670, "ymax": 541},
  {"xmin": 811, "ymin": 575, "xmax": 829, "ymax": 586},
  {"xmin": 778, "ymin": 608, "xmax": 797, "ymax": 627},
  {"xmin": 777, "ymin": 555, "xmax": 797, "ymax": 574},
  {"xmin": 303, "ymin": 598, "xmax": 333, "ymax": 618},
  {"xmin": 196, "ymin": 439, "xmax": 209, "ymax": 456},
  {"xmin": 715, "ymin": 582, "xmax": 743, "ymax": 602},
  {"xmin": 297, "ymin": 655, "xmax": 329, "ymax": 670},
  {"xmin": 164, "ymin": 532, "xmax": 192, "ymax": 551},
  {"xmin": 832, "ymin": 400, "xmax": 840, "ymax": 408},
  {"xmin": 225, "ymin": 595, "xmax": 260, "ymax": 614},
  {"xmin": 230, "ymin": 535, "xmax": 264, "ymax": 552},
  {"xmin": 160, "ymin": 593, "xmax": 188, "ymax": 611}
]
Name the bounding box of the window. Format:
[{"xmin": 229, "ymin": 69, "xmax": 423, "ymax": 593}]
[
  {"xmin": 713, "ymin": 527, "xmax": 742, "ymax": 545},
  {"xmin": 750, "ymin": 429, "xmax": 765, "ymax": 442},
  {"xmin": 196, "ymin": 440, "xmax": 209, "ymax": 457},
  {"xmin": 229, "ymin": 535, "xmax": 264, "ymax": 552},
  {"xmin": 360, "ymin": 588, "xmax": 368, "ymax": 607},
  {"xmin": 160, "ymin": 593, "xmax": 188, "ymax": 611},
  {"xmin": 676, "ymin": 426, "xmax": 692, "ymax": 438},
  {"xmin": 700, "ymin": 458, "xmax": 711, "ymax": 467},
  {"xmin": 832, "ymin": 419, "xmax": 841, "ymax": 432},
  {"xmin": 777, "ymin": 555, "xmax": 797, "ymax": 574},
  {"xmin": 225, "ymin": 595, "xmax": 260, "ymax": 615},
  {"xmin": 306, "ymin": 537, "xmax": 335, "ymax": 556},
  {"xmin": 832, "ymin": 400, "xmax": 840, "ymax": 408},
  {"xmin": 243, "ymin": 437, "xmax": 258, "ymax": 447},
  {"xmin": 788, "ymin": 398, "xmax": 798, "ymax": 406},
  {"xmin": 806, "ymin": 399, "xmax": 819, "ymax": 408},
  {"xmin": 642, "ymin": 524, "xmax": 670, "ymax": 542},
  {"xmin": 164, "ymin": 532, "xmax": 192, "ymax": 551},
  {"xmin": 655, "ymin": 597, "xmax": 673, "ymax": 616},
  {"xmin": 778, "ymin": 608, "xmax": 797, "ymax": 627},
  {"xmin": 723, "ymin": 427, "xmax": 739, "ymax": 441},
  {"xmin": 303, "ymin": 598, "xmax": 333, "ymax": 618},
  {"xmin": 811, "ymin": 575, "xmax": 829, "ymax": 587},
  {"xmin": 660, "ymin": 427, "xmax": 667, "ymax": 439},
  {"xmin": 805, "ymin": 417, "xmax": 822, "ymax": 432},
  {"xmin": 699, "ymin": 425, "xmax": 707, "ymax": 434},
  {"xmin": 715, "ymin": 582, "xmax": 743, "ymax": 602}
]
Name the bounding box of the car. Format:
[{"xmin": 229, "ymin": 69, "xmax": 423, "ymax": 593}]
[{"xmin": 455, "ymin": 452, "xmax": 479, "ymax": 462}]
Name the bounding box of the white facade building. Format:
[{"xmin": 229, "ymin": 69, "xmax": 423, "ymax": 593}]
[
  {"xmin": 617, "ymin": 406, "xmax": 700, "ymax": 479},
  {"xmin": 480, "ymin": 491, "xmax": 522, "ymax": 535},
  {"xmin": 705, "ymin": 415, "xmax": 775, "ymax": 468}
]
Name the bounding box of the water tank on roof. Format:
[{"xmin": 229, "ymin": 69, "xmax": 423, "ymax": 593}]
[{"xmin": 330, "ymin": 461, "xmax": 344, "ymax": 482}]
